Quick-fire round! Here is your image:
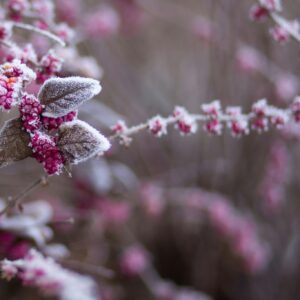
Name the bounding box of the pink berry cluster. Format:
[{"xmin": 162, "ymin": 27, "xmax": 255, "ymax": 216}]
[
  {"xmin": 19, "ymin": 94, "xmax": 77, "ymax": 175},
  {"xmin": 179, "ymin": 190, "xmax": 269, "ymax": 273},
  {"xmin": 6, "ymin": 0, "xmax": 55, "ymax": 23},
  {"xmin": 7, "ymin": 0, "xmax": 30, "ymax": 21},
  {"xmin": 30, "ymin": 132, "xmax": 64, "ymax": 175},
  {"xmin": 0, "ymin": 74, "xmax": 20, "ymax": 110},
  {"xmin": 207, "ymin": 199, "xmax": 269, "ymax": 272},
  {"xmin": 111, "ymin": 120, "xmax": 128, "ymax": 135},
  {"xmin": 250, "ymin": 0, "xmax": 282, "ymax": 22},
  {"xmin": 0, "ymin": 60, "xmax": 35, "ymax": 110},
  {"xmin": 18, "ymin": 82, "xmax": 78, "ymax": 175},
  {"xmin": 0, "ymin": 231, "xmax": 30, "ymax": 261},
  {"xmin": 173, "ymin": 106, "xmax": 198, "ymax": 135},
  {"xmin": 111, "ymin": 97, "xmax": 300, "ymax": 144},
  {"xmin": 0, "ymin": 249, "xmax": 97, "ymax": 300},
  {"xmin": 202, "ymin": 100, "xmax": 223, "ymax": 135},
  {"xmin": 148, "ymin": 115, "xmax": 168, "ymax": 137},
  {"xmin": 19, "ymin": 94, "xmax": 43, "ymax": 132},
  {"xmin": 20, "ymin": 93, "xmax": 77, "ymax": 133},
  {"xmin": 36, "ymin": 51, "xmax": 63, "ymax": 84},
  {"xmin": 42, "ymin": 111, "xmax": 77, "ymax": 130},
  {"xmin": 226, "ymin": 107, "xmax": 250, "ymax": 137}
]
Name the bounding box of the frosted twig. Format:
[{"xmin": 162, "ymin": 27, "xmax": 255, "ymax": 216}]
[
  {"xmin": 0, "ymin": 176, "xmax": 49, "ymax": 216},
  {"xmin": 12, "ymin": 22, "xmax": 66, "ymax": 47}
]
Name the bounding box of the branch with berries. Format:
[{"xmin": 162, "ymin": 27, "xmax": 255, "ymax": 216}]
[
  {"xmin": 109, "ymin": 98, "xmax": 300, "ymax": 145},
  {"xmin": 250, "ymin": 0, "xmax": 300, "ymax": 44},
  {"xmin": 0, "ymin": 60, "xmax": 110, "ymax": 176}
]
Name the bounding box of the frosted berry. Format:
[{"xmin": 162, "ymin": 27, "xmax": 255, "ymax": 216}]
[
  {"xmin": 42, "ymin": 111, "xmax": 77, "ymax": 130},
  {"xmin": 173, "ymin": 106, "xmax": 198, "ymax": 135},
  {"xmin": 19, "ymin": 94, "xmax": 43, "ymax": 133},
  {"xmin": 30, "ymin": 132, "xmax": 64, "ymax": 175},
  {"xmin": 148, "ymin": 115, "xmax": 167, "ymax": 137},
  {"xmin": 37, "ymin": 51, "xmax": 63, "ymax": 84},
  {"xmin": 0, "ymin": 75, "xmax": 21, "ymax": 110}
]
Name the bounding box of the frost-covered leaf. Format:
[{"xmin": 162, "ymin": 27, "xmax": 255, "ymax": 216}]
[
  {"xmin": 38, "ymin": 77, "xmax": 101, "ymax": 117},
  {"xmin": 0, "ymin": 118, "xmax": 32, "ymax": 168},
  {"xmin": 58, "ymin": 120, "xmax": 111, "ymax": 164}
]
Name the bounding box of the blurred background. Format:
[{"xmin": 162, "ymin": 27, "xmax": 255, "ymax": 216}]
[{"xmin": 2, "ymin": 0, "xmax": 300, "ymax": 299}]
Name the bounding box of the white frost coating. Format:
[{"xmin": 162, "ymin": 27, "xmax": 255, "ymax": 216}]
[
  {"xmin": 1, "ymin": 59, "xmax": 36, "ymax": 82},
  {"xmin": 39, "ymin": 76, "xmax": 102, "ymax": 118},
  {"xmin": 0, "ymin": 200, "xmax": 54, "ymax": 246},
  {"xmin": 59, "ymin": 119, "xmax": 111, "ymax": 164},
  {"xmin": 1, "ymin": 249, "xmax": 98, "ymax": 300}
]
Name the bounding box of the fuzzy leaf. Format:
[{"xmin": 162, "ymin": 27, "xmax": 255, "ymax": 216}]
[
  {"xmin": 58, "ymin": 120, "xmax": 111, "ymax": 164},
  {"xmin": 0, "ymin": 119, "xmax": 32, "ymax": 168},
  {"xmin": 38, "ymin": 77, "xmax": 101, "ymax": 118}
]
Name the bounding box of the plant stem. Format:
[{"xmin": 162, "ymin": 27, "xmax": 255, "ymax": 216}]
[
  {"xmin": 12, "ymin": 22, "xmax": 66, "ymax": 47},
  {"xmin": 0, "ymin": 175, "xmax": 49, "ymax": 216}
]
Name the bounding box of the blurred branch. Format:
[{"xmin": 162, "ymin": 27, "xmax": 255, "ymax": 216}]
[
  {"xmin": 12, "ymin": 22, "xmax": 66, "ymax": 46},
  {"xmin": 0, "ymin": 175, "xmax": 49, "ymax": 216}
]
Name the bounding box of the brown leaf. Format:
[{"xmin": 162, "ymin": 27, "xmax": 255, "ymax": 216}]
[
  {"xmin": 38, "ymin": 77, "xmax": 101, "ymax": 118},
  {"xmin": 57, "ymin": 120, "xmax": 110, "ymax": 164},
  {"xmin": 0, "ymin": 119, "xmax": 32, "ymax": 168}
]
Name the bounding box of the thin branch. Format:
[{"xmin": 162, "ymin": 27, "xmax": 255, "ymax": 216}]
[
  {"xmin": 254, "ymin": 0, "xmax": 300, "ymax": 43},
  {"xmin": 60, "ymin": 259, "xmax": 115, "ymax": 279},
  {"xmin": 12, "ymin": 22, "xmax": 66, "ymax": 47},
  {"xmin": 0, "ymin": 39, "xmax": 14, "ymax": 49},
  {"xmin": 270, "ymin": 12, "xmax": 300, "ymax": 42},
  {"xmin": 0, "ymin": 175, "xmax": 49, "ymax": 216},
  {"xmin": 106, "ymin": 101, "xmax": 292, "ymax": 147},
  {"xmin": 108, "ymin": 116, "xmax": 181, "ymax": 142}
]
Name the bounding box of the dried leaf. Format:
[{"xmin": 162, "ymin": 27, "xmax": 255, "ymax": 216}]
[
  {"xmin": 38, "ymin": 76, "xmax": 101, "ymax": 117},
  {"xmin": 0, "ymin": 118, "xmax": 32, "ymax": 168},
  {"xmin": 58, "ymin": 120, "xmax": 111, "ymax": 164}
]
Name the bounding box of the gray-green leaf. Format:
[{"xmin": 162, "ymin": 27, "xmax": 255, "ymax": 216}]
[
  {"xmin": 0, "ymin": 119, "xmax": 32, "ymax": 168},
  {"xmin": 38, "ymin": 77, "xmax": 101, "ymax": 118},
  {"xmin": 57, "ymin": 120, "xmax": 110, "ymax": 164}
]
